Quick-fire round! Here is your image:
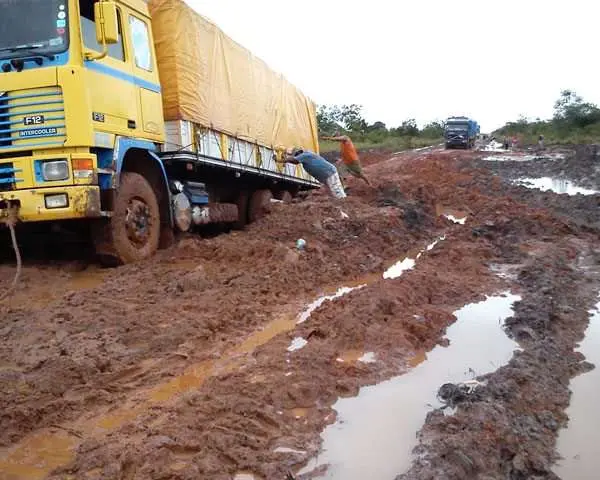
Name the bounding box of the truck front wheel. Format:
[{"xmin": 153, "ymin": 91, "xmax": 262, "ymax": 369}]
[{"xmin": 97, "ymin": 172, "xmax": 161, "ymax": 264}]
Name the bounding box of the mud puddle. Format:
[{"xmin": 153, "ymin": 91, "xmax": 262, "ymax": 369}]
[
  {"xmin": 2, "ymin": 267, "xmax": 106, "ymax": 309},
  {"xmin": 483, "ymin": 154, "xmax": 538, "ymax": 162},
  {"xmin": 481, "ymin": 151, "xmax": 565, "ymax": 162},
  {"xmin": 553, "ymin": 301, "xmax": 600, "ymax": 479},
  {"xmin": 481, "ymin": 140, "xmax": 506, "ymax": 152},
  {"xmin": 300, "ymin": 293, "xmax": 521, "ymax": 479},
  {"xmin": 444, "ymin": 214, "xmax": 466, "ymax": 224},
  {"xmin": 515, "ymin": 177, "xmax": 598, "ymax": 195},
  {"xmin": 383, "ymin": 237, "xmax": 445, "ymax": 280},
  {"xmin": 435, "ymin": 205, "xmax": 468, "ymax": 225},
  {"xmin": 298, "ymin": 286, "xmax": 365, "ymax": 324}
]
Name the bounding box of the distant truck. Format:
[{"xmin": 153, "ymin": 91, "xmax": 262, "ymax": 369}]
[
  {"xmin": 444, "ymin": 117, "xmax": 480, "ymax": 149},
  {"xmin": 0, "ymin": 0, "xmax": 320, "ymax": 264}
]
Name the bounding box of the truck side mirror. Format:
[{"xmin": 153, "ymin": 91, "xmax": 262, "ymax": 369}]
[{"xmin": 94, "ymin": 1, "xmax": 119, "ymax": 45}]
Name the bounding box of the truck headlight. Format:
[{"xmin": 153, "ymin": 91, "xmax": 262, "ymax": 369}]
[{"xmin": 42, "ymin": 160, "xmax": 69, "ymax": 181}]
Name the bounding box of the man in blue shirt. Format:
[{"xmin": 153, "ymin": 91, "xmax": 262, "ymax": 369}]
[{"xmin": 279, "ymin": 147, "xmax": 346, "ymax": 199}]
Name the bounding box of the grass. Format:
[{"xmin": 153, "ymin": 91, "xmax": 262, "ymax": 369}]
[
  {"xmin": 494, "ymin": 122, "xmax": 600, "ymax": 147},
  {"xmin": 319, "ymin": 136, "xmax": 443, "ymax": 154}
]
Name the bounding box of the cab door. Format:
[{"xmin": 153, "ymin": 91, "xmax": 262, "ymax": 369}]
[
  {"xmin": 80, "ymin": 2, "xmax": 138, "ymax": 136},
  {"xmin": 127, "ymin": 13, "xmax": 164, "ymax": 141}
]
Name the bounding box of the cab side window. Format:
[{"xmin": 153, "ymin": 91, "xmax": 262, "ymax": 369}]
[
  {"xmin": 129, "ymin": 15, "xmax": 152, "ymax": 71},
  {"xmin": 79, "ymin": 0, "xmax": 124, "ymax": 61}
]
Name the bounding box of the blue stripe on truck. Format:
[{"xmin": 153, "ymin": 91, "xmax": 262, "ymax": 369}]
[{"xmin": 84, "ymin": 61, "xmax": 162, "ymax": 93}]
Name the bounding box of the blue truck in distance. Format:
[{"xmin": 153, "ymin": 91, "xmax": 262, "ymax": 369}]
[{"xmin": 444, "ymin": 117, "xmax": 480, "ymax": 149}]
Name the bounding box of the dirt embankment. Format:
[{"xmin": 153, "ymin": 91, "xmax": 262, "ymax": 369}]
[{"xmin": 1, "ymin": 145, "xmax": 599, "ymax": 480}]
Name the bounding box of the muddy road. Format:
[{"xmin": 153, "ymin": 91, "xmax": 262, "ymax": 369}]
[{"xmin": 1, "ymin": 144, "xmax": 599, "ymax": 480}]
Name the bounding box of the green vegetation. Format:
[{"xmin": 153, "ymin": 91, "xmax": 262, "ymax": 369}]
[
  {"xmin": 317, "ymin": 104, "xmax": 443, "ymax": 153},
  {"xmin": 494, "ymin": 90, "xmax": 600, "ymax": 145}
]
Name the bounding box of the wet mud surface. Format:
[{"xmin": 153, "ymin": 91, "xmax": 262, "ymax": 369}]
[{"xmin": 1, "ymin": 144, "xmax": 599, "ymax": 479}]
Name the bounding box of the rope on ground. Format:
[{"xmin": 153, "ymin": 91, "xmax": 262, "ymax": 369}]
[{"xmin": 0, "ymin": 208, "xmax": 22, "ymax": 303}]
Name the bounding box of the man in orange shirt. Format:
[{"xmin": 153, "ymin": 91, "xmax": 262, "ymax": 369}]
[{"xmin": 322, "ymin": 131, "xmax": 371, "ymax": 186}]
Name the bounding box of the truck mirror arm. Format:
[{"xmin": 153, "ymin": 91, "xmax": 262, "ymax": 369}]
[{"xmin": 84, "ymin": 41, "xmax": 109, "ymax": 62}]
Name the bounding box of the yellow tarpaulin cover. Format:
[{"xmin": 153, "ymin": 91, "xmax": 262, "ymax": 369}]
[{"xmin": 149, "ymin": 0, "xmax": 319, "ymax": 153}]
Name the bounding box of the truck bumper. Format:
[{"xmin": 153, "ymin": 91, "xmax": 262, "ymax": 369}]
[
  {"xmin": 0, "ymin": 186, "xmax": 102, "ymax": 222},
  {"xmin": 446, "ymin": 141, "xmax": 468, "ymax": 148}
]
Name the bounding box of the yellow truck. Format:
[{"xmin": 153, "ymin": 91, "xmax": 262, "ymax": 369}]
[{"xmin": 0, "ymin": 0, "xmax": 319, "ymax": 264}]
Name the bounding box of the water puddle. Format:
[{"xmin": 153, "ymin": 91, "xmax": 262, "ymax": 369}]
[
  {"xmin": 445, "ymin": 214, "xmax": 466, "ymax": 224},
  {"xmin": 5, "ymin": 268, "xmax": 106, "ymax": 309},
  {"xmin": 483, "ymin": 154, "xmax": 537, "ymax": 162},
  {"xmin": 358, "ymin": 352, "xmax": 376, "ymax": 363},
  {"xmin": 383, "ymin": 257, "xmax": 415, "ymax": 280},
  {"xmin": 0, "ymin": 432, "xmax": 75, "ymax": 480},
  {"xmin": 481, "ymin": 140, "xmax": 506, "ymax": 152},
  {"xmin": 515, "ymin": 177, "xmax": 598, "ymax": 196},
  {"xmin": 290, "ymin": 407, "xmax": 310, "ymax": 419},
  {"xmin": 337, "ymin": 351, "xmax": 377, "ymax": 364},
  {"xmin": 288, "ymin": 337, "xmax": 308, "ymax": 352},
  {"xmin": 435, "ymin": 205, "xmax": 468, "ymax": 226},
  {"xmin": 233, "ymin": 473, "xmax": 257, "ymax": 480},
  {"xmin": 482, "ymin": 150, "xmax": 565, "ymax": 162},
  {"xmin": 383, "ymin": 237, "xmax": 444, "ymax": 280},
  {"xmin": 274, "ymin": 446, "xmax": 306, "ymax": 455},
  {"xmin": 553, "ymin": 301, "xmax": 600, "ymax": 479},
  {"xmin": 297, "ymin": 286, "xmax": 366, "ymax": 324},
  {"xmin": 490, "ymin": 263, "xmax": 520, "ymax": 281},
  {"xmin": 300, "ymin": 292, "xmax": 521, "ymax": 479}
]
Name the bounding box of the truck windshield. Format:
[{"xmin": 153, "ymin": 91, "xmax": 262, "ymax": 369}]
[
  {"xmin": 446, "ymin": 123, "xmax": 468, "ymax": 131},
  {"xmin": 0, "ymin": 0, "xmax": 69, "ymax": 59}
]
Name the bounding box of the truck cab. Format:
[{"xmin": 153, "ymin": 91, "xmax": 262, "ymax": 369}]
[
  {"xmin": 444, "ymin": 116, "xmax": 477, "ymax": 149},
  {"xmin": 0, "ymin": 0, "xmax": 172, "ymax": 262},
  {"xmin": 0, "ymin": 0, "xmax": 319, "ymax": 264}
]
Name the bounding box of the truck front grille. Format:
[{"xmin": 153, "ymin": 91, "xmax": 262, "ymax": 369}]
[
  {"xmin": 0, "ymin": 93, "xmax": 9, "ymax": 148},
  {"xmin": 0, "ymin": 162, "xmax": 17, "ymax": 191},
  {"xmin": 0, "ymin": 86, "xmax": 66, "ymax": 150}
]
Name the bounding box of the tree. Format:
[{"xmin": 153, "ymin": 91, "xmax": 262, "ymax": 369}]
[
  {"xmin": 421, "ymin": 120, "xmax": 444, "ymax": 138},
  {"xmin": 338, "ymin": 104, "xmax": 367, "ymax": 133},
  {"xmin": 317, "ymin": 105, "xmax": 342, "ymax": 135},
  {"xmin": 367, "ymin": 121, "xmax": 387, "ymax": 133},
  {"xmin": 317, "ymin": 104, "xmax": 368, "ymax": 135},
  {"xmin": 396, "ymin": 118, "xmax": 419, "ymax": 137},
  {"xmin": 553, "ymin": 90, "xmax": 600, "ymax": 129}
]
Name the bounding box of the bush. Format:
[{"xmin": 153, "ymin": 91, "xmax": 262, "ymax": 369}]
[
  {"xmin": 317, "ymin": 104, "xmax": 442, "ymax": 153},
  {"xmin": 494, "ymin": 90, "xmax": 600, "ymax": 145}
]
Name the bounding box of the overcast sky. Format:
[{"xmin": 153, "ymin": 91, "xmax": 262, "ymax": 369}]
[{"xmin": 185, "ymin": 0, "xmax": 598, "ymax": 132}]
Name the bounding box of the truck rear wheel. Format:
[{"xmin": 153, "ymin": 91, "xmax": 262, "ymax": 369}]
[
  {"xmin": 95, "ymin": 172, "xmax": 161, "ymax": 265},
  {"xmin": 248, "ymin": 189, "xmax": 273, "ymax": 223},
  {"xmin": 275, "ymin": 190, "xmax": 293, "ymax": 203},
  {"xmin": 232, "ymin": 190, "xmax": 250, "ymax": 230}
]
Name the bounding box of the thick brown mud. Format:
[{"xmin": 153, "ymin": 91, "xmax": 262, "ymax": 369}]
[{"xmin": 0, "ymin": 145, "xmax": 598, "ymax": 479}]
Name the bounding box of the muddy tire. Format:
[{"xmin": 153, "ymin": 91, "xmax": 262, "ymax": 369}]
[
  {"xmin": 94, "ymin": 172, "xmax": 161, "ymax": 265},
  {"xmin": 248, "ymin": 189, "xmax": 273, "ymax": 223},
  {"xmin": 275, "ymin": 190, "xmax": 293, "ymax": 203},
  {"xmin": 232, "ymin": 190, "xmax": 250, "ymax": 230}
]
